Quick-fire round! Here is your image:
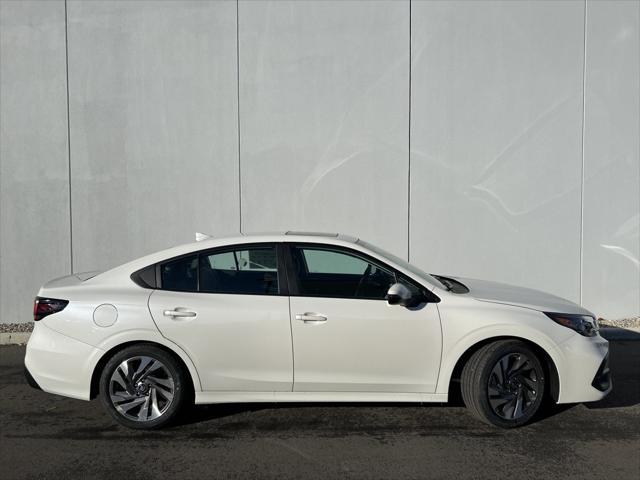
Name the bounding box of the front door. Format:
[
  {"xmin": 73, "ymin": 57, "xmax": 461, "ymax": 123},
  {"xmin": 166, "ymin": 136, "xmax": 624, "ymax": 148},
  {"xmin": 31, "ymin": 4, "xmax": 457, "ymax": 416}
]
[
  {"xmin": 148, "ymin": 243, "xmax": 293, "ymax": 392},
  {"xmin": 287, "ymin": 244, "xmax": 442, "ymax": 393}
]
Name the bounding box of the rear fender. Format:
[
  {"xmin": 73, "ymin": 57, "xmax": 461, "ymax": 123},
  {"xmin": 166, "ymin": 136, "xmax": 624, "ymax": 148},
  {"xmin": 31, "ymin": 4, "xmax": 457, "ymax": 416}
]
[{"xmin": 90, "ymin": 329, "xmax": 203, "ymax": 392}]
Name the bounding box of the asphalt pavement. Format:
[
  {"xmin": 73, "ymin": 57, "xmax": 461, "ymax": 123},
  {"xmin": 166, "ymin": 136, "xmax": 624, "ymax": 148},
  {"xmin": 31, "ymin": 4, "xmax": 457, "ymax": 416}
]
[{"xmin": 1, "ymin": 341, "xmax": 638, "ymax": 479}]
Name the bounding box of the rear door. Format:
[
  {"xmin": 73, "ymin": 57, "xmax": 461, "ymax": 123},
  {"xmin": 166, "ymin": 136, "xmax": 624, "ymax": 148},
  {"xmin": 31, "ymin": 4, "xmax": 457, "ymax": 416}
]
[
  {"xmin": 287, "ymin": 243, "xmax": 442, "ymax": 393},
  {"xmin": 148, "ymin": 243, "xmax": 293, "ymax": 392}
]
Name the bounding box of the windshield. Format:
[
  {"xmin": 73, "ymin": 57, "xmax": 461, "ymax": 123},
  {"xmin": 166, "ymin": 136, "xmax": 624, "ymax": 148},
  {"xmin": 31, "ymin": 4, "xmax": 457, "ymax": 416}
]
[{"xmin": 356, "ymin": 240, "xmax": 440, "ymax": 289}]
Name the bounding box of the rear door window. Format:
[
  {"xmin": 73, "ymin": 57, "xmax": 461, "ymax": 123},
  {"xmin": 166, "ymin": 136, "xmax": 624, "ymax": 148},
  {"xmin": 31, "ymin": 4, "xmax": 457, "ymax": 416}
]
[
  {"xmin": 160, "ymin": 255, "xmax": 198, "ymax": 292},
  {"xmin": 199, "ymin": 246, "xmax": 279, "ymax": 295}
]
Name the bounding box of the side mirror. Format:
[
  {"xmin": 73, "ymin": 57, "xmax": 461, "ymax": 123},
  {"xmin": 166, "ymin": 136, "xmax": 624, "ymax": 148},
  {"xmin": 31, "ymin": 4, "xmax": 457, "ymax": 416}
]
[{"xmin": 386, "ymin": 283, "xmax": 413, "ymax": 307}]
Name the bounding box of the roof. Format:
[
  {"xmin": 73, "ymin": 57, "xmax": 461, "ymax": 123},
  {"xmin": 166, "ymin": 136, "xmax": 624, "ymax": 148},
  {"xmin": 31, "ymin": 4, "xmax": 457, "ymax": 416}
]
[
  {"xmin": 234, "ymin": 231, "xmax": 359, "ymax": 243},
  {"xmin": 92, "ymin": 231, "xmax": 361, "ymax": 282},
  {"xmin": 87, "ymin": 230, "xmax": 441, "ymax": 292},
  {"xmin": 285, "ymin": 231, "xmax": 358, "ymax": 243}
]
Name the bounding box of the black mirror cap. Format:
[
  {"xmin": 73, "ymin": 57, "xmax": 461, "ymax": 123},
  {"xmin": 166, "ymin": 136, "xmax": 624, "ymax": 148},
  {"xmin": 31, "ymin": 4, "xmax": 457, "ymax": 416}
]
[
  {"xmin": 403, "ymin": 290, "xmax": 441, "ymax": 308},
  {"xmin": 386, "ymin": 293, "xmax": 402, "ymax": 305},
  {"xmin": 387, "ymin": 292, "xmax": 440, "ymax": 307},
  {"xmin": 386, "ymin": 283, "xmax": 441, "ymax": 307}
]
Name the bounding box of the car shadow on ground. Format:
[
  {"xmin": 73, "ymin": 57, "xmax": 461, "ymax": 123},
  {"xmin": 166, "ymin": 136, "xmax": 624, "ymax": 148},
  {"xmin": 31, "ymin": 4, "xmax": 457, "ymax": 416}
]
[
  {"xmin": 176, "ymin": 339, "xmax": 639, "ymax": 427},
  {"xmin": 586, "ymin": 338, "xmax": 640, "ymax": 409}
]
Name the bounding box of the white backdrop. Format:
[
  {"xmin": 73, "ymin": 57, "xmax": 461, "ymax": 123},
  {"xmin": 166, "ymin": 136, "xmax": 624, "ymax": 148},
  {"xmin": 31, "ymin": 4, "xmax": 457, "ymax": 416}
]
[{"xmin": 1, "ymin": 0, "xmax": 638, "ymax": 322}]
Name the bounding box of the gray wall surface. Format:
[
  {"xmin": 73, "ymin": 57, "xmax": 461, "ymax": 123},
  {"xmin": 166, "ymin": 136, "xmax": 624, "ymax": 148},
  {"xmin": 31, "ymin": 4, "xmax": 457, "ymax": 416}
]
[{"xmin": 1, "ymin": 0, "xmax": 638, "ymax": 323}]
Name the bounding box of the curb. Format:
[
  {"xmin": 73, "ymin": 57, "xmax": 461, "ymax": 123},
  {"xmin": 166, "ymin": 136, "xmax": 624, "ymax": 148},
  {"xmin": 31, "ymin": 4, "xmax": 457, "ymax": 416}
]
[
  {"xmin": 1, "ymin": 327, "xmax": 639, "ymax": 345},
  {"xmin": 0, "ymin": 332, "xmax": 31, "ymax": 345}
]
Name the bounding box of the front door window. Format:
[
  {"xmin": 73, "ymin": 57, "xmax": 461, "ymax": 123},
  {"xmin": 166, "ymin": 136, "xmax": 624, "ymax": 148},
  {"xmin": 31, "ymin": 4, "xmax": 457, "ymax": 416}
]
[{"xmin": 290, "ymin": 246, "xmax": 396, "ymax": 299}]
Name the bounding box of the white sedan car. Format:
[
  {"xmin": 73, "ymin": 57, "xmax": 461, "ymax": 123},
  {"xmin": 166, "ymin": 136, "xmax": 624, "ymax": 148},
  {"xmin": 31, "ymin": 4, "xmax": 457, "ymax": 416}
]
[{"xmin": 25, "ymin": 232, "xmax": 611, "ymax": 429}]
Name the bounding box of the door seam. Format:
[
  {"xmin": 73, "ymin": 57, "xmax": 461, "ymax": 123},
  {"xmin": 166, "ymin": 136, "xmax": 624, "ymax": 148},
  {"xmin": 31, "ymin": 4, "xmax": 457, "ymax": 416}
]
[
  {"xmin": 147, "ymin": 289, "xmax": 203, "ymax": 391},
  {"xmin": 288, "ymin": 295, "xmax": 295, "ymax": 392}
]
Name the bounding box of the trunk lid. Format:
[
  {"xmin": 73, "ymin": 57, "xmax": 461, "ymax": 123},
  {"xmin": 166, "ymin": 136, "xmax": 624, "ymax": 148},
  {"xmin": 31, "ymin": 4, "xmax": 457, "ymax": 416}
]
[{"xmin": 42, "ymin": 271, "xmax": 102, "ymax": 289}]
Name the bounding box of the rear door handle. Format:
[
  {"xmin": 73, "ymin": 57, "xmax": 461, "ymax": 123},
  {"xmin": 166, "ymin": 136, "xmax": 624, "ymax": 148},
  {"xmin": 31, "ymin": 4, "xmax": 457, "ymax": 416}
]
[
  {"xmin": 163, "ymin": 309, "xmax": 197, "ymax": 318},
  {"xmin": 295, "ymin": 313, "xmax": 327, "ymax": 323}
]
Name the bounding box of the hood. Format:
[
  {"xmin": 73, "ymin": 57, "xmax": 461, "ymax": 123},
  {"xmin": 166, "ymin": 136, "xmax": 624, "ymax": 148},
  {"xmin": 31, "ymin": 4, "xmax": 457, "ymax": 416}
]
[{"xmin": 447, "ymin": 276, "xmax": 593, "ymax": 316}]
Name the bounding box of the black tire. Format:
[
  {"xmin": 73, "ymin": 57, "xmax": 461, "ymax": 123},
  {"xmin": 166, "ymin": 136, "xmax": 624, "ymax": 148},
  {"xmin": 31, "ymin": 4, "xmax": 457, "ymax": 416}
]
[
  {"xmin": 461, "ymin": 340, "xmax": 546, "ymax": 428},
  {"xmin": 99, "ymin": 344, "xmax": 189, "ymax": 429}
]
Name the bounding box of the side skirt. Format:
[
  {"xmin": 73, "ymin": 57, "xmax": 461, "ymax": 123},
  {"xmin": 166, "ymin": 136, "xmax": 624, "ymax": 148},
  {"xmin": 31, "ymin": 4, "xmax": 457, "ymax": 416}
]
[{"xmin": 195, "ymin": 391, "xmax": 448, "ymax": 405}]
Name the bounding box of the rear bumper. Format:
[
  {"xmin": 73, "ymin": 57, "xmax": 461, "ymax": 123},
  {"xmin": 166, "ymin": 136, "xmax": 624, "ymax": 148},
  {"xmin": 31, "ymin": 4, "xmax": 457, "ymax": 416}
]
[
  {"xmin": 557, "ymin": 333, "xmax": 612, "ymax": 403},
  {"xmin": 25, "ymin": 322, "xmax": 103, "ymax": 401}
]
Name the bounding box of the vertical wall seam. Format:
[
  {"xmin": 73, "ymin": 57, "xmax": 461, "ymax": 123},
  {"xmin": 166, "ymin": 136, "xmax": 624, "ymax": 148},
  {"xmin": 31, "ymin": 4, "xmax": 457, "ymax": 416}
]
[
  {"xmin": 236, "ymin": 0, "xmax": 242, "ymax": 234},
  {"xmin": 407, "ymin": 0, "xmax": 412, "ymax": 262},
  {"xmin": 64, "ymin": 0, "xmax": 73, "ymax": 274},
  {"xmin": 579, "ymin": 0, "xmax": 588, "ymax": 305}
]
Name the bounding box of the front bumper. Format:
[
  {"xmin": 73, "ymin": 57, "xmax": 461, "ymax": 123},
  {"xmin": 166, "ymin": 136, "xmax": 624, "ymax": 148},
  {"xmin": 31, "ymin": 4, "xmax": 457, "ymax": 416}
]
[
  {"xmin": 556, "ymin": 332, "xmax": 612, "ymax": 403},
  {"xmin": 591, "ymin": 353, "xmax": 611, "ymax": 392},
  {"xmin": 25, "ymin": 322, "xmax": 104, "ymax": 401},
  {"xmin": 24, "ymin": 366, "xmax": 41, "ymax": 390}
]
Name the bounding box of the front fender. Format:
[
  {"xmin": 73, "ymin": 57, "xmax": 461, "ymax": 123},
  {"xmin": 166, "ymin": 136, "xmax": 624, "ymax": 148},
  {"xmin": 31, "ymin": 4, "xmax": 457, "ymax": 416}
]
[
  {"xmin": 435, "ymin": 300, "xmax": 574, "ymax": 399},
  {"xmin": 436, "ymin": 325, "xmax": 564, "ymax": 395}
]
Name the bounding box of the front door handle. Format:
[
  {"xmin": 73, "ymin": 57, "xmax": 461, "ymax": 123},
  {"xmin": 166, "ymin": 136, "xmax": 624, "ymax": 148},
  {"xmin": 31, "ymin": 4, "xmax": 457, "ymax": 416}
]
[
  {"xmin": 295, "ymin": 313, "xmax": 327, "ymax": 323},
  {"xmin": 163, "ymin": 309, "xmax": 197, "ymax": 318}
]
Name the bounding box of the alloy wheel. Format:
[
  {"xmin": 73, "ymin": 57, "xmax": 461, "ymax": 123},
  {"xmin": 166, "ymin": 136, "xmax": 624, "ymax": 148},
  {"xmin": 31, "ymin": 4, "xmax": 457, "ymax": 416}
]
[
  {"xmin": 487, "ymin": 353, "xmax": 539, "ymax": 420},
  {"xmin": 108, "ymin": 356, "xmax": 175, "ymax": 422}
]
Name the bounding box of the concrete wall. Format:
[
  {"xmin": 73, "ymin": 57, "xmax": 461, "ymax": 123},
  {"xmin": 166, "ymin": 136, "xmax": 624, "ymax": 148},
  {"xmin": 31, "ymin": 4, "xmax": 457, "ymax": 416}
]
[
  {"xmin": 1, "ymin": 0, "xmax": 638, "ymax": 322},
  {"xmin": 1, "ymin": 1, "xmax": 71, "ymax": 323}
]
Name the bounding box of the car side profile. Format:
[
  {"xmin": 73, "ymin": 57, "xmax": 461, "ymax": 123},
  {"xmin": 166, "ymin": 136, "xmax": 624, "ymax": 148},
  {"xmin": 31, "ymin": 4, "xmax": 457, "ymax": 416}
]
[{"xmin": 25, "ymin": 232, "xmax": 611, "ymax": 429}]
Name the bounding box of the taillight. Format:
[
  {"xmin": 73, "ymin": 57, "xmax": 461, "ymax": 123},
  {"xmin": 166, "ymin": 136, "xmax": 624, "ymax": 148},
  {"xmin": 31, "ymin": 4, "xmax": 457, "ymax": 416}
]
[{"xmin": 33, "ymin": 297, "xmax": 69, "ymax": 321}]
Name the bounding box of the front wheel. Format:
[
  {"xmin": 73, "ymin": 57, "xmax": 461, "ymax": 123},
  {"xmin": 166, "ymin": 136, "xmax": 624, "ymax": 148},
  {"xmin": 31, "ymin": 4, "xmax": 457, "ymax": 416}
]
[
  {"xmin": 461, "ymin": 340, "xmax": 546, "ymax": 428},
  {"xmin": 99, "ymin": 345, "xmax": 188, "ymax": 429}
]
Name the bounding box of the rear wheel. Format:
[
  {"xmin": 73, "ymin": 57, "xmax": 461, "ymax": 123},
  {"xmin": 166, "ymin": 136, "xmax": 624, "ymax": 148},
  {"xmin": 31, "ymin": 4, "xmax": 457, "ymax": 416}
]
[
  {"xmin": 99, "ymin": 345, "xmax": 188, "ymax": 429},
  {"xmin": 461, "ymin": 340, "xmax": 545, "ymax": 428}
]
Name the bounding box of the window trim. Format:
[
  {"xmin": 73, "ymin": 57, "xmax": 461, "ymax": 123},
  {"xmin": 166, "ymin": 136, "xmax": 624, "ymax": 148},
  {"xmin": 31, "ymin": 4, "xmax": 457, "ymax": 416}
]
[
  {"xmin": 135, "ymin": 242, "xmax": 288, "ymax": 296},
  {"xmin": 284, "ymin": 242, "xmax": 429, "ymax": 301},
  {"xmin": 131, "ymin": 241, "xmax": 439, "ymax": 303},
  {"xmin": 130, "ymin": 264, "xmax": 157, "ymax": 289}
]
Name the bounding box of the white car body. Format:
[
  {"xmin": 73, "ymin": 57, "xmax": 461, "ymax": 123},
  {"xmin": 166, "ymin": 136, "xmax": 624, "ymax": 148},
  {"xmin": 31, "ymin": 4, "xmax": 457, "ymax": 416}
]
[{"xmin": 25, "ymin": 233, "xmax": 610, "ymax": 413}]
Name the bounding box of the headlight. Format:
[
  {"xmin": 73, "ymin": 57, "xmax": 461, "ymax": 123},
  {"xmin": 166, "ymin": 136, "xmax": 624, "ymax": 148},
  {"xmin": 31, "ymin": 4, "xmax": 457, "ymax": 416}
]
[{"xmin": 544, "ymin": 312, "xmax": 599, "ymax": 337}]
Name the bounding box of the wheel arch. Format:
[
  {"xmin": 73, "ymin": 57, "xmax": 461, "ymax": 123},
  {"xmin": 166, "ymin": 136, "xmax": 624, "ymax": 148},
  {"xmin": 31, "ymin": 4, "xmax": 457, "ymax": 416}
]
[
  {"xmin": 90, "ymin": 340, "xmax": 199, "ymax": 399},
  {"xmin": 444, "ymin": 335, "xmax": 560, "ymax": 403}
]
